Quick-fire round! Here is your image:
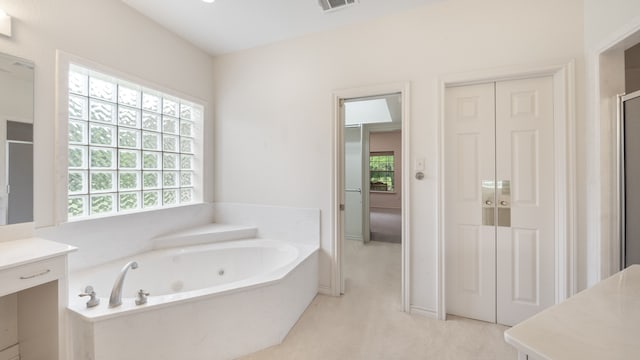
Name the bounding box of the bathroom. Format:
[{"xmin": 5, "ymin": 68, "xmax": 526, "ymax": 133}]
[{"xmin": 1, "ymin": 0, "xmax": 640, "ymax": 359}]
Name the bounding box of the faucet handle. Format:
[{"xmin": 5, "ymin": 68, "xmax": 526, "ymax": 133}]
[
  {"xmin": 135, "ymin": 289, "xmax": 150, "ymax": 306},
  {"xmin": 79, "ymin": 286, "xmax": 100, "ymax": 308}
]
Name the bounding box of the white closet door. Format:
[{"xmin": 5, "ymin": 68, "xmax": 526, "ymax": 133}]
[
  {"xmin": 445, "ymin": 76, "xmax": 556, "ymax": 326},
  {"xmin": 495, "ymin": 77, "xmax": 555, "ymax": 326},
  {"xmin": 445, "ymin": 83, "xmax": 496, "ymax": 323}
]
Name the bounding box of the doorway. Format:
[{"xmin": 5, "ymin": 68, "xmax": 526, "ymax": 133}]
[
  {"xmin": 444, "ymin": 76, "xmax": 556, "ymax": 326},
  {"xmin": 342, "ymin": 95, "xmax": 402, "ymax": 297},
  {"xmin": 368, "ymin": 130, "xmax": 402, "ymax": 244},
  {"xmin": 332, "ymin": 83, "xmax": 410, "ymax": 311}
]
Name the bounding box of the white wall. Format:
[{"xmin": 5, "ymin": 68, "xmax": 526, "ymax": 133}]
[
  {"xmin": 212, "ymin": 0, "xmax": 585, "ymax": 311},
  {"xmin": 0, "ymin": 0, "xmax": 215, "ymax": 240},
  {"xmin": 584, "ymin": 1, "xmax": 640, "ymax": 50},
  {"xmin": 0, "ymin": 0, "xmax": 216, "ymax": 333}
]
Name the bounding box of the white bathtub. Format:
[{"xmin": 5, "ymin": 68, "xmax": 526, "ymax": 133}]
[{"xmin": 67, "ymin": 238, "xmax": 319, "ymax": 360}]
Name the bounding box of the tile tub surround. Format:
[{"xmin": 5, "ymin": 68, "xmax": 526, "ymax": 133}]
[
  {"xmin": 67, "ymin": 240, "xmax": 319, "ymax": 360},
  {"xmin": 64, "ymin": 205, "xmax": 321, "ymax": 360},
  {"xmin": 212, "ymin": 203, "xmax": 320, "ymax": 246},
  {"xmin": 36, "ymin": 202, "xmax": 319, "ymax": 272},
  {"xmin": 36, "ymin": 203, "xmax": 217, "ymax": 272}
]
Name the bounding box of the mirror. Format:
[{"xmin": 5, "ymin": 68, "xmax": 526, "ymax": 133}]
[{"xmin": 0, "ymin": 52, "xmax": 34, "ymax": 225}]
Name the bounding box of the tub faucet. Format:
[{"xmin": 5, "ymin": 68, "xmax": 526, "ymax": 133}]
[{"xmin": 109, "ymin": 261, "xmax": 138, "ymax": 308}]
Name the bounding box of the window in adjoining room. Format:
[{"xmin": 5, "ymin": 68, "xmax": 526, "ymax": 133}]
[
  {"xmin": 66, "ymin": 64, "xmax": 202, "ymax": 220},
  {"xmin": 370, "ymin": 152, "xmax": 394, "ymax": 192}
]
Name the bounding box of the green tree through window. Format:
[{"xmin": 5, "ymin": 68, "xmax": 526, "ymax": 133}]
[{"xmin": 370, "ymin": 152, "xmax": 394, "ymax": 192}]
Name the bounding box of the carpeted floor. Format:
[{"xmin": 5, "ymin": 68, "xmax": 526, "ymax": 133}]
[
  {"xmin": 369, "ymin": 207, "xmax": 401, "ymax": 243},
  {"xmin": 240, "ymin": 240, "xmax": 515, "ymax": 360}
]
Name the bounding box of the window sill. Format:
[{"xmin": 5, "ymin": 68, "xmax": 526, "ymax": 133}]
[
  {"xmin": 370, "ymin": 191, "xmax": 397, "ymax": 194},
  {"xmin": 65, "ymin": 201, "xmax": 207, "ymax": 224}
]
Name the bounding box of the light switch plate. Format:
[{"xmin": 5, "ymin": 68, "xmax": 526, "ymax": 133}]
[{"xmin": 0, "ymin": 13, "xmax": 12, "ymax": 37}]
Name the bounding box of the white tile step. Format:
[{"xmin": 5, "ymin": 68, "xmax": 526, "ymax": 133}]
[{"xmin": 151, "ymin": 223, "xmax": 258, "ymax": 249}]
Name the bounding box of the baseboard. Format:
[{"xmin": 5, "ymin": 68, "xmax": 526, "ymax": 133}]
[
  {"xmin": 318, "ymin": 284, "xmax": 333, "ymax": 295},
  {"xmin": 0, "ymin": 343, "xmax": 19, "ymax": 360},
  {"xmin": 410, "ymin": 306, "xmax": 438, "ymax": 319}
]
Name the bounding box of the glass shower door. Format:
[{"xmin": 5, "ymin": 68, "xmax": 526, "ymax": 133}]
[{"xmin": 622, "ymin": 91, "xmax": 640, "ymax": 267}]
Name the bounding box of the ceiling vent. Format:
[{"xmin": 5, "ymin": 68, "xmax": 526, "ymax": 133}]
[{"xmin": 318, "ymin": 0, "xmax": 357, "ymax": 13}]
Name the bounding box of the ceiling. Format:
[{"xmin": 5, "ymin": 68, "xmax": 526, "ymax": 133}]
[{"xmin": 121, "ymin": 0, "xmax": 439, "ymax": 55}]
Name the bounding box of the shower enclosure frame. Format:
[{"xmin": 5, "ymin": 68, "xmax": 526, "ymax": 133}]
[{"xmin": 618, "ymin": 89, "xmax": 640, "ymax": 269}]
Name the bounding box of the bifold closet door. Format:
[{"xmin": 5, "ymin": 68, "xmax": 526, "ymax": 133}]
[
  {"xmin": 445, "ymin": 77, "xmax": 555, "ymax": 326},
  {"xmin": 495, "ymin": 77, "xmax": 555, "ymax": 326},
  {"xmin": 445, "ymin": 83, "xmax": 497, "ymax": 323}
]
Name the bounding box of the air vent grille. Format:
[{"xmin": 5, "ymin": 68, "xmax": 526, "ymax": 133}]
[{"xmin": 318, "ymin": 0, "xmax": 357, "ymax": 12}]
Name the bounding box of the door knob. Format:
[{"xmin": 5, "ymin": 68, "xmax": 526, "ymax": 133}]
[
  {"xmin": 500, "ymin": 200, "xmax": 508, "ymax": 206},
  {"xmin": 485, "ymin": 200, "xmax": 493, "ymax": 206}
]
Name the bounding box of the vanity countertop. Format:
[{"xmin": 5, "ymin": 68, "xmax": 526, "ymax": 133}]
[
  {"xmin": 0, "ymin": 237, "xmax": 77, "ymax": 271},
  {"xmin": 504, "ymin": 265, "xmax": 640, "ymax": 360}
]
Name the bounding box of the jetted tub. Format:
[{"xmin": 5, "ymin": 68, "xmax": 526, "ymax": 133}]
[{"xmin": 67, "ymin": 238, "xmax": 319, "ymax": 360}]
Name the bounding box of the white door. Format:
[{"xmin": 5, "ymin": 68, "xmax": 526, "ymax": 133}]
[
  {"xmin": 445, "ymin": 83, "xmax": 497, "ymax": 323},
  {"xmin": 344, "ymin": 126, "xmax": 363, "ymax": 241},
  {"xmin": 445, "ymin": 76, "xmax": 555, "ymax": 326}
]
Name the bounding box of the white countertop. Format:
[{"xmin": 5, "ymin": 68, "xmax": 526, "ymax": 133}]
[
  {"xmin": 504, "ymin": 265, "xmax": 640, "ymax": 360},
  {"xmin": 0, "ymin": 237, "xmax": 77, "ymax": 271}
]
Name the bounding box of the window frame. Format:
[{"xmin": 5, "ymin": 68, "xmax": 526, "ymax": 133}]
[
  {"xmin": 56, "ymin": 52, "xmax": 205, "ymax": 223},
  {"xmin": 369, "ymin": 151, "xmax": 395, "ymax": 193}
]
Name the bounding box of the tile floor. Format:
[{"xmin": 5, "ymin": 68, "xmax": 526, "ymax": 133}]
[{"xmin": 241, "ymin": 240, "xmax": 516, "ymax": 360}]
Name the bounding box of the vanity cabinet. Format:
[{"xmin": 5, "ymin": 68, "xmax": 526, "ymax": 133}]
[
  {"xmin": 0, "ymin": 238, "xmax": 76, "ymax": 360},
  {"xmin": 504, "ymin": 265, "xmax": 640, "ymax": 359}
]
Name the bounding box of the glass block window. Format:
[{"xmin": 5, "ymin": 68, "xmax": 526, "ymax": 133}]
[
  {"xmin": 67, "ymin": 64, "xmax": 201, "ymax": 219},
  {"xmin": 370, "ymin": 152, "xmax": 394, "ymax": 192}
]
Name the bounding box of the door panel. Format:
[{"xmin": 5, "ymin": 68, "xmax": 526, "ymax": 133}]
[
  {"xmin": 445, "ymin": 83, "xmax": 496, "ymax": 323},
  {"xmin": 344, "ymin": 126, "xmax": 363, "ymax": 241},
  {"xmin": 496, "ymin": 77, "xmax": 554, "ymax": 326},
  {"xmin": 511, "ymin": 130, "xmax": 539, "ymax": 206}
]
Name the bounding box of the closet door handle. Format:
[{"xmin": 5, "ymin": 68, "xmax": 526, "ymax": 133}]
[
  {"xmin": 497, "ymin": 180, "xmax": 511, "ymax": 227},
  {"xmin": 482, "ymin": 180, "xmax": 495, "ymax": 226}
]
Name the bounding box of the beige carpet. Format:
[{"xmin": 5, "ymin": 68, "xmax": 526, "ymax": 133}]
[
  {"xmin": 240, "ymin": 240, "xmax": 516, "ymax": 360},
  {"xmin": 369, "ymin": 207, "xmax": 402, "ymax": 243}
]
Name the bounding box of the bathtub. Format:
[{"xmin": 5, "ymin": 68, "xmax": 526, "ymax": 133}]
[{"xmin": 66, "ymin": 238, "xmax": 319, "ymax": 360}]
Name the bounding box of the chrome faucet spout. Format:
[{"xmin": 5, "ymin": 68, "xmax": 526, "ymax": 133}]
[{"xmin": 109, "ymin": 261, "xmax": 138, "ymax": 308}]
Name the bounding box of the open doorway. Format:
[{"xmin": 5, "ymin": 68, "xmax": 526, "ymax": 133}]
[
  {"xmin": 368, "ymin": 130, "xmax": 402, "ymax": 244},
  {"xmin": 339, "ymin": 92, "xmax": 405, "ymax": 307}
]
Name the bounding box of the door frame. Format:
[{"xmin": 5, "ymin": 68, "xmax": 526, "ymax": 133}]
[
  {"xmin": 331, "ymin": 82, "xmax": 411, "ymax": 312},
  {"xmin": 437, "ymin": 62, "xmax": 577, "ymax": 320},
  {"xmin": 618, "ymin": 89, "xmax": 640, "ymax": 269}
]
